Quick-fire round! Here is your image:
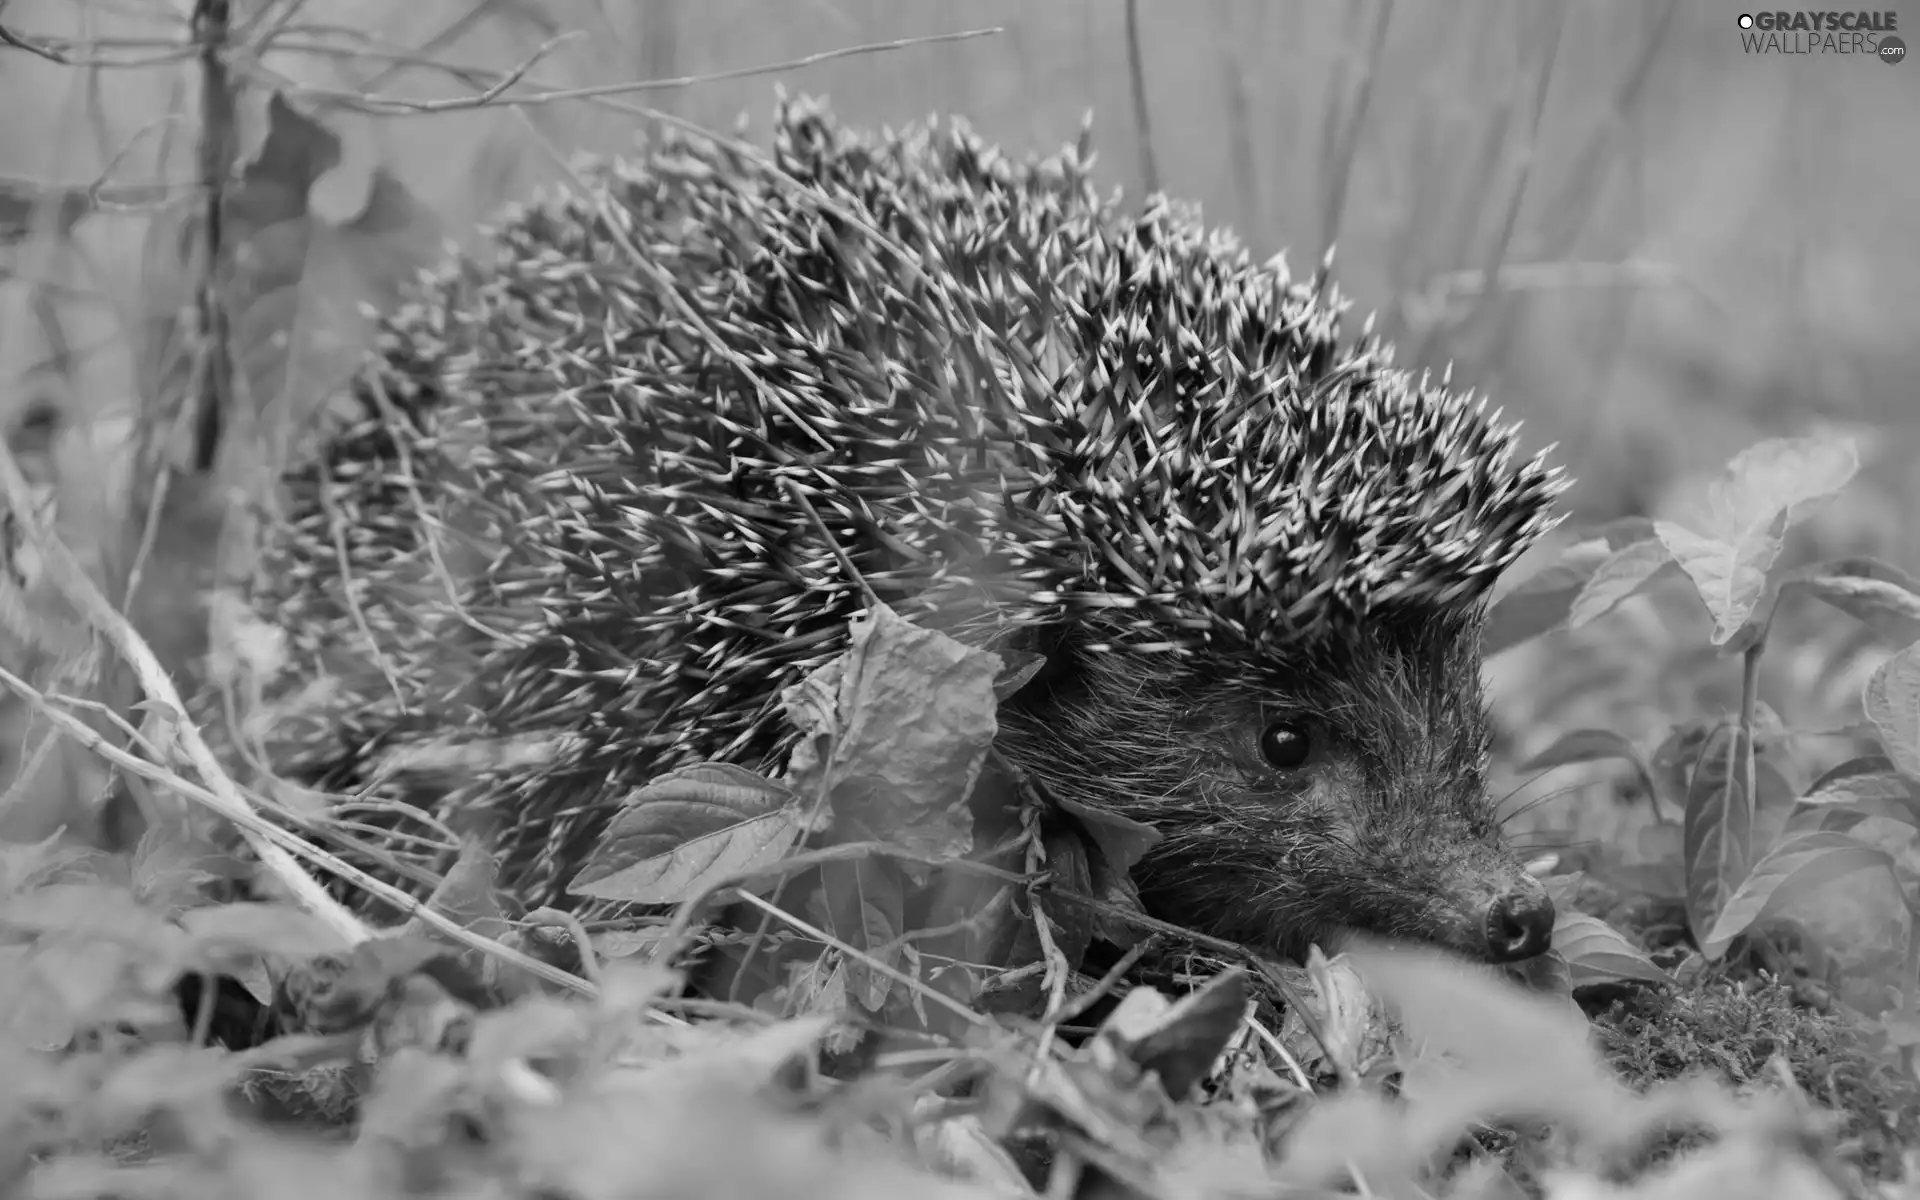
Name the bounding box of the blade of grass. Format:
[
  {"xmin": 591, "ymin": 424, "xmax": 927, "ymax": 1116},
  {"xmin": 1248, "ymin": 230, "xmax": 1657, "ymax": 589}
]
[{"xmin": 1123, "ymin": 0, "xmax": 1158, "ymax": 195}]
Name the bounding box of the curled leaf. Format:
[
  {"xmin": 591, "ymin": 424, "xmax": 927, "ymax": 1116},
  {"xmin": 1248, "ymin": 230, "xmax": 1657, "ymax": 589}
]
[
  {"xmin": 1656, "ymin": 435, "xmax": 1859, "ymax": 645},
  {"xmin": 782, "ymin": 603, "xmax": 995, "ymax": 861}
]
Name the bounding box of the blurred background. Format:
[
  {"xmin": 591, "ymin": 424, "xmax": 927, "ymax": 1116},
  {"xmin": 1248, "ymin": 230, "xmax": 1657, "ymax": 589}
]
[
  {"xmin": 0, "ymin": 0, "xmax": 1915, "ymax": 996},
  {"xmin": 4, "ymin": 1, "xmax": 1915, "ymax": 523}
]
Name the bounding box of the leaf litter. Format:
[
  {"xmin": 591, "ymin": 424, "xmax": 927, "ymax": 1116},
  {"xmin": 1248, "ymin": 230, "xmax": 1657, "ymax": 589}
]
[{"xmin": 1, "ymin": 592, "xmax": 1895, "ymax": 1199}]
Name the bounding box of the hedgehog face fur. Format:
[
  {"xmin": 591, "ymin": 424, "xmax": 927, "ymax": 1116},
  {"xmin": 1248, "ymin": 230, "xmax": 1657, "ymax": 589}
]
[
  {"xmin": 1001, "ymin": 613, "xmax": 1542, "ymax": 964},
  {"xmin": 247, "ymin": 95, "xmax": 1569, "ymax": 968}
]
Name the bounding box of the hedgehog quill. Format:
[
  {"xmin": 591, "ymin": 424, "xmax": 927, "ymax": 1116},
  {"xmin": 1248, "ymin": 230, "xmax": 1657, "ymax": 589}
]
[{"xmin": 243, "ymin": 96, "xmax": 1569, "ymax": 970}]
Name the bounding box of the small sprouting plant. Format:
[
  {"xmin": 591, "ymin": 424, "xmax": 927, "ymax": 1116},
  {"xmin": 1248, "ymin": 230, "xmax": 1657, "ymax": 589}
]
[{"xmin": 1489, "ymin": 433, "xmax": 1920, "ymax": 1066}]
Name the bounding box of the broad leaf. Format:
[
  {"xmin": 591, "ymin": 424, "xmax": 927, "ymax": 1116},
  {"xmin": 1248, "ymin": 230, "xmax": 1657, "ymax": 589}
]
[
  {"xmin": 1516, "ymin": 728, "xmax": 1657, "ymax": 808},
  {"xmin": 569, "ymin": 764, "xmax": 805, "ymax": 903},
  {"xmin": 1053, "ymin": 795, "xmax": 1160, "ymax": 878},
  {"xmin": 1701, "ymin": 831, "xmax": 1899, "ymax": 958},
  {"xmin": 405, "ymin": 839, "xmax": 511, "ymax": 941},
  {"xmin": 1751, "ymin": 755, "xmax": 1802, "ymax": 855},
  {"xmin": 1604, "ymin": 821, "xmax": 1687, "ymax": 901},
  {"xmin": 1550, "ymin": 912, "xmax": 1669, "ymax": 990},
  {"xmin": 1, "ymin": 882, "xmax": 177, "ymax": 949},
  {"xmin": 1565, "ymin": 539, "xmax": 1676, "ymax": 629},
  {"xmin": 819, "ymin": 857, "xmax": 906, "ymax": 1012},
  {"xmin": 1344, "ymin": 944, "xmax": 1619, "ymax": 1129},
  {"xmin": 780, "ymin": 955, "xmax": 850, "ymax": 1023},
  {"xmin": 1054, "ymin": 797, "xmax": 1157, "ymax": 947},
  {"xmin": 1098, "ymin": 968, "xmax": 1248, "ymax": 1101},
  {"xmin": 1654, "ymin": 518, "xmax": 1786, "ymax": 647},
  {"xmin": 1791, "ymin": 756, "xmax": 1920, "ymax": 836},
  {"xmin": 178, "ymin": 902, "xmax": 350, "ymax": 964},
  {"xmin": 1713, "ymin": 435, "xmax": 1860, "ymax": 533},
  {"xmin": 591, "ymin": 927, "xmax": 671, "ymax": 962},
  {"xmin": 0, "ymin": 945, "xmax": 77, "ymax": 1051},
  {"xmin": 1864, "ymin": 641, "xmax": 1920, "ymax": 782},
  {"xmin": 1483, "ymin": 539, "xmax": 1614, "ymax": 655},
  {"xmin": 1681, "ymin": 724, "xmax": 1755, "ymax": 946},
  {"xmin": 1656, "ymin": 435, "xmax": 1859, "ymax": 645},
  {"xmin": 1650, "ymin": 721, "xmax": 1714, "ymax": 818},
  {"xmin": 0, "ymin": 832, "xmax": 93, "ymax": 897},
  {"xmin": 1786, "ymin": 558, "xmax": 1920, "ymax": 647},
  {"xmin": 1727, "ymin": 556, "xmax": 1920, "ymax": 658},
  {"xmin": 1039, "ymin": 826, "xmax": 1096, "ymax": 971},
  {"xmin": 1482, "ymin": 518, "xmax": 1661, "ymax": 655}
]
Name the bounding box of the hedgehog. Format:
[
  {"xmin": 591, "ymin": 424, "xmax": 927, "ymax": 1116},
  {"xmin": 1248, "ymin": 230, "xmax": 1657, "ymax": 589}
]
[{"xmin": 238, "ymin": 95, "xmax": 1569, "ymax": 971}]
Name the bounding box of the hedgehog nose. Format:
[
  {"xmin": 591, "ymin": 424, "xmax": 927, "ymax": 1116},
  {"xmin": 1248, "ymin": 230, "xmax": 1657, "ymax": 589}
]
[{"xmin": 1482, "ymin": 887, "xmax": 1555, "ymax": 963}]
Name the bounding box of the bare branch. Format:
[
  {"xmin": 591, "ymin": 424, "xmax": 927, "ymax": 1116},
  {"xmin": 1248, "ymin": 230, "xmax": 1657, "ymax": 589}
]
[
  {"xmin": 0, "ymin": 21, "xmax": 196, "ymax": 67},
  {"xmin": 271, "ymin": 25, "xmax": 1003, "ymax": 117}
]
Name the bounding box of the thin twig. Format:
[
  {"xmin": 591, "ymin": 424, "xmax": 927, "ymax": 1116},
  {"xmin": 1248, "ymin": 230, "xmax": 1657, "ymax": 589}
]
[
  {"xmin": 0, "ymin": 20, "xmax": 195, "ymax": 66},
  {"xmin": 1025, "ymin": 802, "xmax": 1072, "ymax": 1064},
  {"xmin": 0, "ymin": 438, "xmax": 364, "ymax": 946},
  {"xmin": 238, "ymin": 0, "xmax": 315, "ymax": 56},
  {"xmin": 1045, "ymin": 934, "xmax": 1160, "ymax": 1028},
  {"xmin": 653, "ymin": 838, "xmax": 1031, "ymax": 968},
  {"xmin": 1040, "ymin": 886, "xmax": 1338, "ymax": 1067},
  {"xmin": 239, "ymin": 25, "xmax": 953, "ymax": 300},
  {"xmin": 731, "ymin": 889, "xmax": 989, "ymax": 1028},
  {"xmin": 315, "ymin": 460, "xmax": 410, "ymax": 711},
  {"xmin": 0, "ymin": 656, "xmax": 627, "ymax": 1003},
  {"xmin": 348, "ymin": 0, "xmax": 510, "ymax": 94},
  {"xmin": 277, "ymin": 26, "xmax": 1003, "ymax": 117}
]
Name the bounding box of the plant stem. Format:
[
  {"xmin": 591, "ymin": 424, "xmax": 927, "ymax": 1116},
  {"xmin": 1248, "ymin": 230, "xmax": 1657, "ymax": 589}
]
[
  {"xmin": 1123, "ymin": 0, "xmax": 1159, "ymax": 196},
  {"xmin": 1737, "ymin": 640, "xmax": 1764, "ymax": 867},
  {"xmin": 1902, "ymin": 908, "xmax": 1919, "ymax": 1078}
]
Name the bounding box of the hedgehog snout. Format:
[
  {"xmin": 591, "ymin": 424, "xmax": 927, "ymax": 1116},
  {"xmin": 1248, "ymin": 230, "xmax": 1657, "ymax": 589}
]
[
  {"xmin": 1347, "ymin": 793, "xmax": 1558, "ymax": 964},
  {"xmin": 1480, "ymin": 874, "xmax": 1555, "ymax": 963}
]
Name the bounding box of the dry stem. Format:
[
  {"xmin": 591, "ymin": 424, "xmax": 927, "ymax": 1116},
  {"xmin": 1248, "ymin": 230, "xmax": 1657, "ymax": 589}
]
[
  {"xmin": 0, "ymin": 435, "xmax": 366, "ymax": 946},
  {"xmin": 188, "ymin": 0, "xmax": 233, "ymax": 471},
  {"xmin": 271, "ymin": 25, "xmax": 1003, "ymax": 116}
]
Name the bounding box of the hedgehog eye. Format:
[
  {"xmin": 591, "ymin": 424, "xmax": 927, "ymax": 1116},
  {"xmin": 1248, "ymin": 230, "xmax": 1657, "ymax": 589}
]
[{"xmin": 1258, "ymin": 722, "xmax": 1312, "ymax": 770}]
